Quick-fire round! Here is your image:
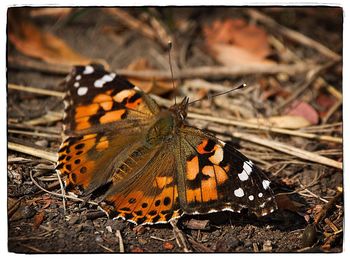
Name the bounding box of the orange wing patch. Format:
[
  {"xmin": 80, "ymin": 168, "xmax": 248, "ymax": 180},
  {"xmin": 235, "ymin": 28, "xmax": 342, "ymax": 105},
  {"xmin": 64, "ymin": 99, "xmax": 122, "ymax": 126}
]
[{"xmin": 57, "ymin": 134, "xmax": 107, "ymax": 192}]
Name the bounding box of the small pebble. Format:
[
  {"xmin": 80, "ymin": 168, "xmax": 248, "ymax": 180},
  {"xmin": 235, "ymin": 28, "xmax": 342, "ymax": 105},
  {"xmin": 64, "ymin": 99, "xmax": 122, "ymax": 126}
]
[
  {"xmin": 212, "ymin": 230, "xmax": 221, "ymax": 237},
  {"xmin": 68, "ymin": 215, "xmax": 80, "ymax": 226},
  {"xmin": 35, "ymin": 140, "xmax": 48, "ymax": 147},
  {"xmin": 263, "ymin": 240, "xmax": 273, "ymax": 252},
  {"xmin": 163, "ymin": 241, "xmax": 174, "ymax": 250},
  {"xmin": 106, "ymin": 225, "xmax": 112, "ymax": 233},
  {"xmin": 78, "ymin": 233, "xmax": 85, "ymax": 241},
  {"xmin": 95, "ymin": 235, "xmax": 104, "ymax": 243},
  {"xmin": 138, "ymin": 238, "xmax": 148, "ymax": 245}
]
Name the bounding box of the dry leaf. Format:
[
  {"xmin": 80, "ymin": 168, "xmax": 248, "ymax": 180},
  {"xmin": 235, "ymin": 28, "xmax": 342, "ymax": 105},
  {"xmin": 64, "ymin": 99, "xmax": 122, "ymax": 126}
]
[
  {"xmin": 8, "ymin": 9, "xmax": 97, "ymax": 67},
  {"xmin": 33, "ymin": 211, "xmax": 45, "ymax": 229},
  {"xmin": 246, "ymin": 115, "xmax": 311, "ymax": 129},
  {"xmin": 284, "ymin": 100, "xmax": 319, "ymax": 125},
  {"xmin": 203, "ymin": 18, "xmax": 275, "ymax": 66},
  {"xmin": 126, "ymin": 58, "xmax": 176, "ymax": 95},
  {"xmin": 30, "ymin": 8, "xmax": 73, "ymax": 18}
]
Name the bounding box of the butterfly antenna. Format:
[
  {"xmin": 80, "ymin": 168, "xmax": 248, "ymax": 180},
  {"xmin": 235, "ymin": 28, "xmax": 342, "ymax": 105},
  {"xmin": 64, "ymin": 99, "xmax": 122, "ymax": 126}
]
[
  {"xmin": 168, "ymin": 41, "xmax": 177, "ymax": 105},
  {"xmin": 188, "ymin": 82, "xmax": 247, "ymax": 105}
]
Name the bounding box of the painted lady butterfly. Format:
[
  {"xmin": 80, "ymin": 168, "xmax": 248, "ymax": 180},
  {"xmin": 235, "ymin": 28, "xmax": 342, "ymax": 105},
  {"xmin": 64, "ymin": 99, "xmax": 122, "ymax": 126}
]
[{"xmin": 56, "ymin": 64, "xmax": 277, "ymax": 225}]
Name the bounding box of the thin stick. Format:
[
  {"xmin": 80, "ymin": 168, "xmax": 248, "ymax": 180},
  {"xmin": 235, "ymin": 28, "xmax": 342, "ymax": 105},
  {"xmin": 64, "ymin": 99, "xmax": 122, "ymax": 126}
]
[
  {"xmin": 231, "ymin": 132, "xmax": 342, "ymax": 169},
  {"xmin": 247, "ymin": 9, "xmax": 341, "ymax": 61},
  {"xmin": 8, "ymin": 142, "xmax": 57, "ymax": 162},
  {"xmin": 188, "ymin": 112, "xmax": 342, "ymax": 144},
  {"xmin": 8, "ymin": 83, "xmax": 65, "ymax": 98},
  {"xmin": 115, "ymin": 230, "xmax": 125, "ymax": 253}
]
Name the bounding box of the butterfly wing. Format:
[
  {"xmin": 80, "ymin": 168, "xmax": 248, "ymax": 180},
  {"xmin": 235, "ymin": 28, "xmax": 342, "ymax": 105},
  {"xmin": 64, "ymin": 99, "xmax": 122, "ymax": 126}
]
[
  {"xmin": 102, "ymin": 143, "xmax": 182, "ymax": 225},
  {"xmin": 57, "ymin": 64, "xmax": 160, "ymax": 194},
  {"xmin": 176, "ymin": 126, "xmax": 277, "ymax": 217}
]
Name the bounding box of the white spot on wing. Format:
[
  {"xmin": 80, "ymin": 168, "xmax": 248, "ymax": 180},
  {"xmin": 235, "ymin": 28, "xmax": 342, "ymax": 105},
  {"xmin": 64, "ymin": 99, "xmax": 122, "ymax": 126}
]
[
  {"xmin": 83, "ymin": 65, "xmax": 94, "ymax": 74},
  {"xmin": 74, "ymin": 82, "xmax": 79, "ymax": 88},
  {"xmin": 77, "ymin": 87, "xmax": 88, "ymax": 96},
  {"xmin": 75, "ymin": 75, "xmax": 82, "ymax": 80},
  {"xmin": 258, "ymin": 192, "xmax": 263, "ymax": 198},
  {"xmin": 234, "ymin": 188, "xmax": 244, "ymax": 197},
  {"xmin": 262, "ymin": 180, "xmax": 270, "ymax": 190},
  {"xmin": 248, "ymin": 195, "xmax": 254, "ymax": 201},
  {"xmin": 238, "ymin": 160, "xmax": 253, "ymax": 181},
  {"xmin": 94, "ymin": 73, "xmax": 116, "ymax": 88}
]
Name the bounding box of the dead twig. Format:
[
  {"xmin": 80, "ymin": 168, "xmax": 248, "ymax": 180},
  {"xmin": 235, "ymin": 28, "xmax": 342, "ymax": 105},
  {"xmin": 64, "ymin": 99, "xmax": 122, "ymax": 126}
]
[
  {"xmin": 247, "ymin": 9, "xmax": 341, "ymax": 61},
  {"xmin": 117, "ymin": 62, "xmax": 312, "ymax": 80}
]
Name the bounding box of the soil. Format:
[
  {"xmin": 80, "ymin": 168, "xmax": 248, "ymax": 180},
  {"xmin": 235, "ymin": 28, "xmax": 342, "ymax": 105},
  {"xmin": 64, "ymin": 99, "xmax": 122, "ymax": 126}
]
[{"xmin": 7, "ymin": 7, "xmax": 343, "ymax": 253}]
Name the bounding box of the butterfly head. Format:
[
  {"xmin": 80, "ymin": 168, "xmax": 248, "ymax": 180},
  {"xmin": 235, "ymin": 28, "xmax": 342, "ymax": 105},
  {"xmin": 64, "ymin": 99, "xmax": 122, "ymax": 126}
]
[{"xmin": 170, "ymin": 96, "xmax": 189, "ymax": 123}]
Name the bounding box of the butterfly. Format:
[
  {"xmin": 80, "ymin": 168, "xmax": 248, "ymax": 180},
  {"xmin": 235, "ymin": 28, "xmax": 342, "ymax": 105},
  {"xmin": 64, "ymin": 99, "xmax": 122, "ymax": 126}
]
[{"xmin": 56, "ymin": 64, "xmax": 277, "ymax": 225}]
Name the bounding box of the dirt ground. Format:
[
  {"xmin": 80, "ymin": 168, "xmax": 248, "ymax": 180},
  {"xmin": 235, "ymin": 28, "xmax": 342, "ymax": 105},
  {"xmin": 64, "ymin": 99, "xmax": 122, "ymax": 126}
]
[{"xmin": 7, "ymin": 7, "xmax": 343, "ymax": 253}]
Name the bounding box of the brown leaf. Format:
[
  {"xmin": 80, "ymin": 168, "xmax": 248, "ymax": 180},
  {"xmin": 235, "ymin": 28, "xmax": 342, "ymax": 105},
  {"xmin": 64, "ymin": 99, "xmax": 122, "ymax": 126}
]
[
  {"xmin": 33, "ymin": 211, "xmax": 45, "ymax": 229},
  {"xmin": 8, "ymin": 9, "xmax": 98, "ymax": 67},
  {"xmin": 30, "ymin": 8, "xmax": 73, "ymax": 18},
  {"xmin": 130, "ymin": 246, "xmax": 144, "ymax": 252},
  {"xmin": 126, "ymin": 58, "xmax": 176, "ymax": 95},
  {"xmin": 203, "ymin": 18, "xmax": 275, "ymax": 66},
  {"xmin": 275, "ymin": 194, "xmax": 304, "ymax": 213},
  {"xmin": 284, "ymin": 100, "xmax": 319, "ymax": 125}
]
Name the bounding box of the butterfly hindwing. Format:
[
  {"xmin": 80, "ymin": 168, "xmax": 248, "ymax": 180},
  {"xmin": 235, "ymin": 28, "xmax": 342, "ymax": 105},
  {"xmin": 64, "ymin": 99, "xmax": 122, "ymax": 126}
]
[
  {"xmin": 102, "ymin": 143, "xmax": 182, "ymax": 225},
  {"xmin": 177, "ymin": 126, "xmax": 277, "ymax": 217}
]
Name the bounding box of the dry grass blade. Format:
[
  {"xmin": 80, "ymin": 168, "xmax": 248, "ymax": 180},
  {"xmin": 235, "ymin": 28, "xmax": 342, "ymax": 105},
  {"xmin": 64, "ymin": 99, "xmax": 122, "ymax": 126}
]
[
  {"xmin": 8, "ymin": 142, "xmax": 57, "ymax": 162},
  {"xmin": 8, "ymin": 129, "xmax": 60, "ymax": 139},
  {"xmin": 115, "ymin": 230, "xmax": 124, "ymax": 253},
  {"xmin": 8, "ymin": 83, "xmax": 65, "ymax": 98},
  {"xmin": 232, "ymin": 132, "xmax": 342, "ymax": 169},
  {"xmin": 25, "ymin": 111, "xmax": 63, "ymax": 126},
  {"xmin": 188, "ymin": 113, "xmax": 342, "ymax": 143}
]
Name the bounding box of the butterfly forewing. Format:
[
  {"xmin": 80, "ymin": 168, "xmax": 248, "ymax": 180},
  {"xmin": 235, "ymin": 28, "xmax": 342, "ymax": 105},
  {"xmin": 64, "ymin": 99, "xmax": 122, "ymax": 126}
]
[{"xmin": 57, "ymin": 64, "xmax": 159, "ymax": 194}]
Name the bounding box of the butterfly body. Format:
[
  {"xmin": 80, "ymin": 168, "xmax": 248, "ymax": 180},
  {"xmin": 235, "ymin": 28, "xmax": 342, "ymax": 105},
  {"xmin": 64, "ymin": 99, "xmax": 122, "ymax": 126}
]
[{"xmin": 57, "ymin": 64, "xmax": 277, "ymax": 225}]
